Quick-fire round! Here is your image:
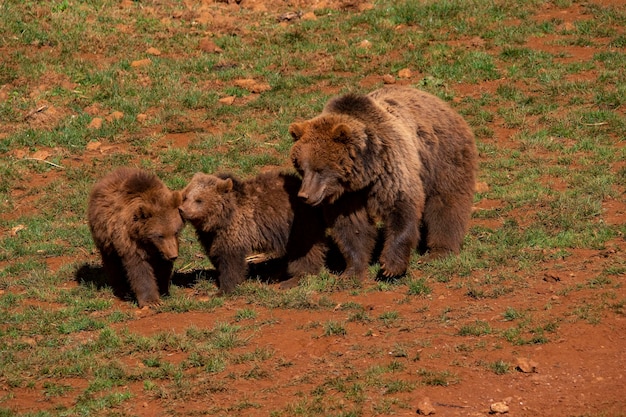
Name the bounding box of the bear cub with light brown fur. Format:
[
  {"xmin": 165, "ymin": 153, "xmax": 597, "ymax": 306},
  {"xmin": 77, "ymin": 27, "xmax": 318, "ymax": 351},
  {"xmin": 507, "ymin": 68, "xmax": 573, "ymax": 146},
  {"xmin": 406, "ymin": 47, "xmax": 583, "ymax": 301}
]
[
  {"xmin": 179, "ymin": 170, "xmax": 327, "ymax": 293},
  {"xmin": 289, "ymin": 86, "xmax": 478, "ymax": 280},
  {"xmin": 87, "ymin": 167, "xmax": 183, "ymax": 307}
]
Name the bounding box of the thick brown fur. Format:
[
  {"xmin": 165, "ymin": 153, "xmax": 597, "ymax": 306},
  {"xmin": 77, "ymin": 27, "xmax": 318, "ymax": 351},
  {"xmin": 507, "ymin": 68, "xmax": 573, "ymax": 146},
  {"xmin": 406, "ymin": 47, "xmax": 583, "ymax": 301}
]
[
  {"xmin": 289, "ymin": 86, "xmax": 478, "ymax": 280},
  {"xmin": 87, "ymin": 168, "xmax": 183, "ymax": 307},
  {"xmin": 179, "ymin": 170, "xmax": 327, "ymax": 293}
]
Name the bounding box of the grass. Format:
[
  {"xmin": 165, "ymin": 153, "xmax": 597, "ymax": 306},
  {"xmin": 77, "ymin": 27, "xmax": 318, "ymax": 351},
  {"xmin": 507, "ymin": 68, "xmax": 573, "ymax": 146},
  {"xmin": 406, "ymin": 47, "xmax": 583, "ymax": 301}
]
[{"xmin": 1, "ymin": 0, "xmax": 625, "ymax": 415}]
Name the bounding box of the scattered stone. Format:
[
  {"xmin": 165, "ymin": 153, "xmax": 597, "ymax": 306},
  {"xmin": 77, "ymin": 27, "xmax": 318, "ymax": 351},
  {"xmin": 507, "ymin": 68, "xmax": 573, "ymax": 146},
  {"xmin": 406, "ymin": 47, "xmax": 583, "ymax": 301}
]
[
  {"xmin": 31, "ymin": 150, "xmax": 50, "ymax": 160},
  {"xmin": 146, "ymin": 47, "xmax": 161, "ymax": 56},
  {"xmin": 131, "ymin": 58, "xmax": 152, "ymax": 68},
  {"xmin": 278, "ymin": 11, "xmax": 302, "ymax": 21},
  {"xmin": 359, "ymin": 39, "xmax": 371, "ymax": 49},
  {"xmin": 543, "ymin": 272, "xmax": 562, "ymax": 283},
  {"xmin": 398, "ymin": 68, "xmax": 412, "ymax": 78},
  {"xmin": 516, "ymin": 357, "xmax": 538, "ymax": 373},
  {"xmin": 417, "ymin": 397, "xmax": 436, "ymax": 415},
  {"xmin": 382, "ymin": 74, "xmax": 396, "ymax": 84},
  {"xmin": 88, "ymin": 117, "xmax": 103, "ymax": 130},
  {"xmin": 233, "ymin": 78, "xmax": 271, "ymax": 93},
  {"xmin": 490, "ymin": 402, "xmax": 509, "ymax": 414},
  {"xmin": 136, "ymin": 113, "xmax": 148, "ymax": 123},
  {"xmin": 219, "ymin": 96, "xmax": 236, "ymax": 105},
  {"xmin": 107, "ymin": 111, "xmax": 124, "ymax": 122},
  {"xmin": 10, "ymin": 224, "xmax": 27, "ymax": 237}
]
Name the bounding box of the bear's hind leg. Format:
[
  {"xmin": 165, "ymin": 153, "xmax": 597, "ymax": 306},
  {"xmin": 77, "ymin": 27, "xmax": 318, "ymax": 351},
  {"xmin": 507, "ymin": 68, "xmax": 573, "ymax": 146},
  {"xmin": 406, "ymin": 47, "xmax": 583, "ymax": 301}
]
[
  {"xmin": 100, "ymin": 250, "xmax": 127, "ymax": 292},
  {"xmin": 422, "ymin": 194, "xmax": 472, "ymax": 259},
  {"xmin": 283, "ymin": 241, "xmax": 327, "ymax": 289}
]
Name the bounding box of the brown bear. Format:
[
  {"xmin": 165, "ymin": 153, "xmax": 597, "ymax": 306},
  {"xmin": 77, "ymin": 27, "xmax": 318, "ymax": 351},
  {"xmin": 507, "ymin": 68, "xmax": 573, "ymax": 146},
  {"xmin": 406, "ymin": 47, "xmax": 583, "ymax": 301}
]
[
  {"xmin": 87, "ymin": 167, "xmax": 183, "ymax": 307},
  {"xmin": 289, "ymin": 86, "xmax": 478, "ymax": 280},
  {"xmin": 179, "ymin": 170, "xmax": 327, "ymax": 293}
]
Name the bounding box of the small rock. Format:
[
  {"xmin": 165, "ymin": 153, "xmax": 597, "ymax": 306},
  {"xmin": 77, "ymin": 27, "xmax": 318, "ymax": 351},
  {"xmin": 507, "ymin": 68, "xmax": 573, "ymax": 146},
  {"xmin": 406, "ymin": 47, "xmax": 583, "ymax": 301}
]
[
  {"xmin": 301, "ymin": 11, "xmax": 317, "ymax": 21},
  {"xmin": 398, "ymin": 68, "xmax": 412, "ymax": 78},
  {"xmin": 131, "ymin": 58, "xmax": 152, "ymax": 68},
  {"xmin": 490, "ymin": 402, "xmax": 509, "ymax": 414},
  {"xmin": 382, "ymin": 74, "xmax": 396, "ymax": 84},
  {"xmin": 10, "ymin": 224, "xmax": 27, "ymax": 237},
  {"xmin": 146, "ymin": 47, "xmax": 161, "ymax": 56},
  {"xmin": 31, "ymin": 150, "xmax": 50, "ymax": 160},
  {"xmin": 543, "ymin": 272, "xmax": 561, "ymax": 283},
  {"xmin": 417, "ymin": 397, "xmax": 436, "ymax": 415},
  {"xmin": 359, "ymin": 39, "xmax": 371, "ymax": 49},
  {"xmin": 88, "ymin": 117, "xmax": 103, "ymax": 130},
  {"xmin": 234, "ymin": 78, "xmax": 271, "ymax": 93},
  {"xmin": 278, "ymin": 11, "xmax": 302, "ymax": 21},
  {"xmin": 218, "ymin": 96, "xmax": 236, "ymax": 105},
  {"xmin": 107, "ymin": 111, "xmax": 124, "ymax": 122},
  {"xmin": 516, "ymin": 357, "xmax": 538, "ymax": 373},
  {"xmin": 136, "ymin": 113, "xmax": 148, "ymax": 123}
]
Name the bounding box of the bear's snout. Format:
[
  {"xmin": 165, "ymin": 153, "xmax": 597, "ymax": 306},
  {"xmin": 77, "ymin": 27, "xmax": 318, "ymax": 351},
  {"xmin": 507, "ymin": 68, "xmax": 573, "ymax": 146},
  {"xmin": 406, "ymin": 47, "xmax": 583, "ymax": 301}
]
[{"xmin": 297, "ymin": 188, "xmax": 310, "ymax": 201}]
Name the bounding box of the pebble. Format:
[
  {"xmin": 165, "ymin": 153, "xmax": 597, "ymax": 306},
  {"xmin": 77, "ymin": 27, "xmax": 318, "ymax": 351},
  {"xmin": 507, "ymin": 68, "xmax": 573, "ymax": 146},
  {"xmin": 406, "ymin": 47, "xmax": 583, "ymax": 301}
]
[
  {"xmin": 516, "ymin": 357, "xmax": 538, "ymax": 373},
  {"xmin": 490, "ymin": 402, "xmax": 509, "ymax": 414},
  {"xmin": 417, "ymin": 397, "xmax": 436, "ymax": 415}
]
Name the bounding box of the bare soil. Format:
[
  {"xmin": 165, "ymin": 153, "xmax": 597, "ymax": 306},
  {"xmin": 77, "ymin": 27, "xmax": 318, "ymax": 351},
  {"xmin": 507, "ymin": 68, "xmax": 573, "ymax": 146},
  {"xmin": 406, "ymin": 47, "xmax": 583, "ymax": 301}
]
[{"xmin": 1, "ymin": 0, "xmax": 625, "ymax": 416}]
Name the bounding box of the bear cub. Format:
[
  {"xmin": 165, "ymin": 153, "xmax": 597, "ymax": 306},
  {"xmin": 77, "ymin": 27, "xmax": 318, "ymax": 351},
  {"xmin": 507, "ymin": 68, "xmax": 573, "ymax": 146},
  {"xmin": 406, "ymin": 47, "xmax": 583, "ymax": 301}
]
[
  {"xmin": 87, "ymin": 167, "xmax": 183, "ymax": 307},
  {"xmin": 289, "ymin": 86, "xmax": 478, "ymax": 280},
  {"xmin": 179, "ymin": 170, "xmax": 327, "ymax": 293}
]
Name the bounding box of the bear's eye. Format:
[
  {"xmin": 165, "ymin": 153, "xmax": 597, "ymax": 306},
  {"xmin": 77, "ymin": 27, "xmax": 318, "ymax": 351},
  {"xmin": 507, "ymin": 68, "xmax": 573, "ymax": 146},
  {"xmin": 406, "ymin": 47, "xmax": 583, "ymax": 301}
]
[{"xmin": 195, "ymin": 198, "xmax": 203, "ymax": 204}]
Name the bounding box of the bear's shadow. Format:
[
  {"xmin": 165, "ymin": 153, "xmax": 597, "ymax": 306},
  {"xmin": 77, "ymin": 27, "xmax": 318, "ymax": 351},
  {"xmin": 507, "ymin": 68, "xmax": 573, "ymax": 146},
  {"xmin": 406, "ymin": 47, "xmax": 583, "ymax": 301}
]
[
  {"xmin": 74, "ymin": 232, "xmax": 405, "ymax": 301},
  {"xmin": 73, "ymin": 258, "xmax": 308, "ymax": 302}
]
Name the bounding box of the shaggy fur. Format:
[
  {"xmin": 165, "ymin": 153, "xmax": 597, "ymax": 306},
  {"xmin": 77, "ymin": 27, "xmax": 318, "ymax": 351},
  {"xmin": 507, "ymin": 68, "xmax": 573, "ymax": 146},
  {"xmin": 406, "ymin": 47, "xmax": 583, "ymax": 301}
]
[
  {"xmin": 289, "ymin": 86, "xmax": 478, "ymax": 280},
  {"xmin": 179, "ymin": 170, "xmax": 327, "ymax": 293},
  {"xmin": 87, "ymin": 168, "xmax": 183, "ymax": 307}
]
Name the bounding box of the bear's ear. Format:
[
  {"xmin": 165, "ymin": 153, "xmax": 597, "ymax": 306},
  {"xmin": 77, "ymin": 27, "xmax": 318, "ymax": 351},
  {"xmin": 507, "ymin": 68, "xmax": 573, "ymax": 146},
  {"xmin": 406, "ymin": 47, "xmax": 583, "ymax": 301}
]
[
  {"xmin": 216, "ymin": 178, "xmax": 233, "ymax": 193},
  {"xmin": 332, "ymin": 123, "xmax": 352, "ymax": 143},
  {"xmin": 171, "ymin": 190, "xmax": 182, "ymax": 206},
  {"xmin": 289, "ymin": 122, "xmax": 305, "ymax": 142}
]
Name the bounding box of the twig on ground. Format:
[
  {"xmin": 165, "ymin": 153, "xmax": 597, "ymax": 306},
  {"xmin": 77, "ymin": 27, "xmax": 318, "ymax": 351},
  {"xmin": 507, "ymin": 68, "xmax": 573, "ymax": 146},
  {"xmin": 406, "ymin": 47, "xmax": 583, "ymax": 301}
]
[{"xmin": 17, "ymin": 158, "xmax": 65, "ymax": 169}]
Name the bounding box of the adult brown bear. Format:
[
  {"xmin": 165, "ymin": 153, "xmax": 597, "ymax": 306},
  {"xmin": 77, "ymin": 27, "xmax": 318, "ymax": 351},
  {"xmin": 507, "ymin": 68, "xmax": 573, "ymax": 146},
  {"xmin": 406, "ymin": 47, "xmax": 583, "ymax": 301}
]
[
  {"xmin": 289, "ymin": 86, "xmax": 478, "ymax": 280},
  {"xmin": 87, "ymin": 168, "xmax": 183, "ymax": 307},
  {"xmin": 179, "ymin": 170, "xmax": 327, "ymax": 293}
]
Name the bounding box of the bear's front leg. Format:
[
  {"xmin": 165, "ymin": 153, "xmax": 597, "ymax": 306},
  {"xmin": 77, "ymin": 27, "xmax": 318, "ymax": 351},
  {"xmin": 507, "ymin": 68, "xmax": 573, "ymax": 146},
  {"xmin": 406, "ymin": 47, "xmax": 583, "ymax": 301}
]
[
  {"xmin": 122, "ymin": 255, "xmax": 161, "ymax": 308},
  {"xmin": 213, "ymin": 252, "xmax": 248, "ymax": 294},
  {"xmin": 328, "ymin": 206, "xmax": 377, "ymax": 281},
  {"xmin": 379, "ymin": 198, "xmax": 420, "ymax": 277},
  {"xmin": 152, "ymin": 256, "xmax": 174, "ymax": 296}
]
